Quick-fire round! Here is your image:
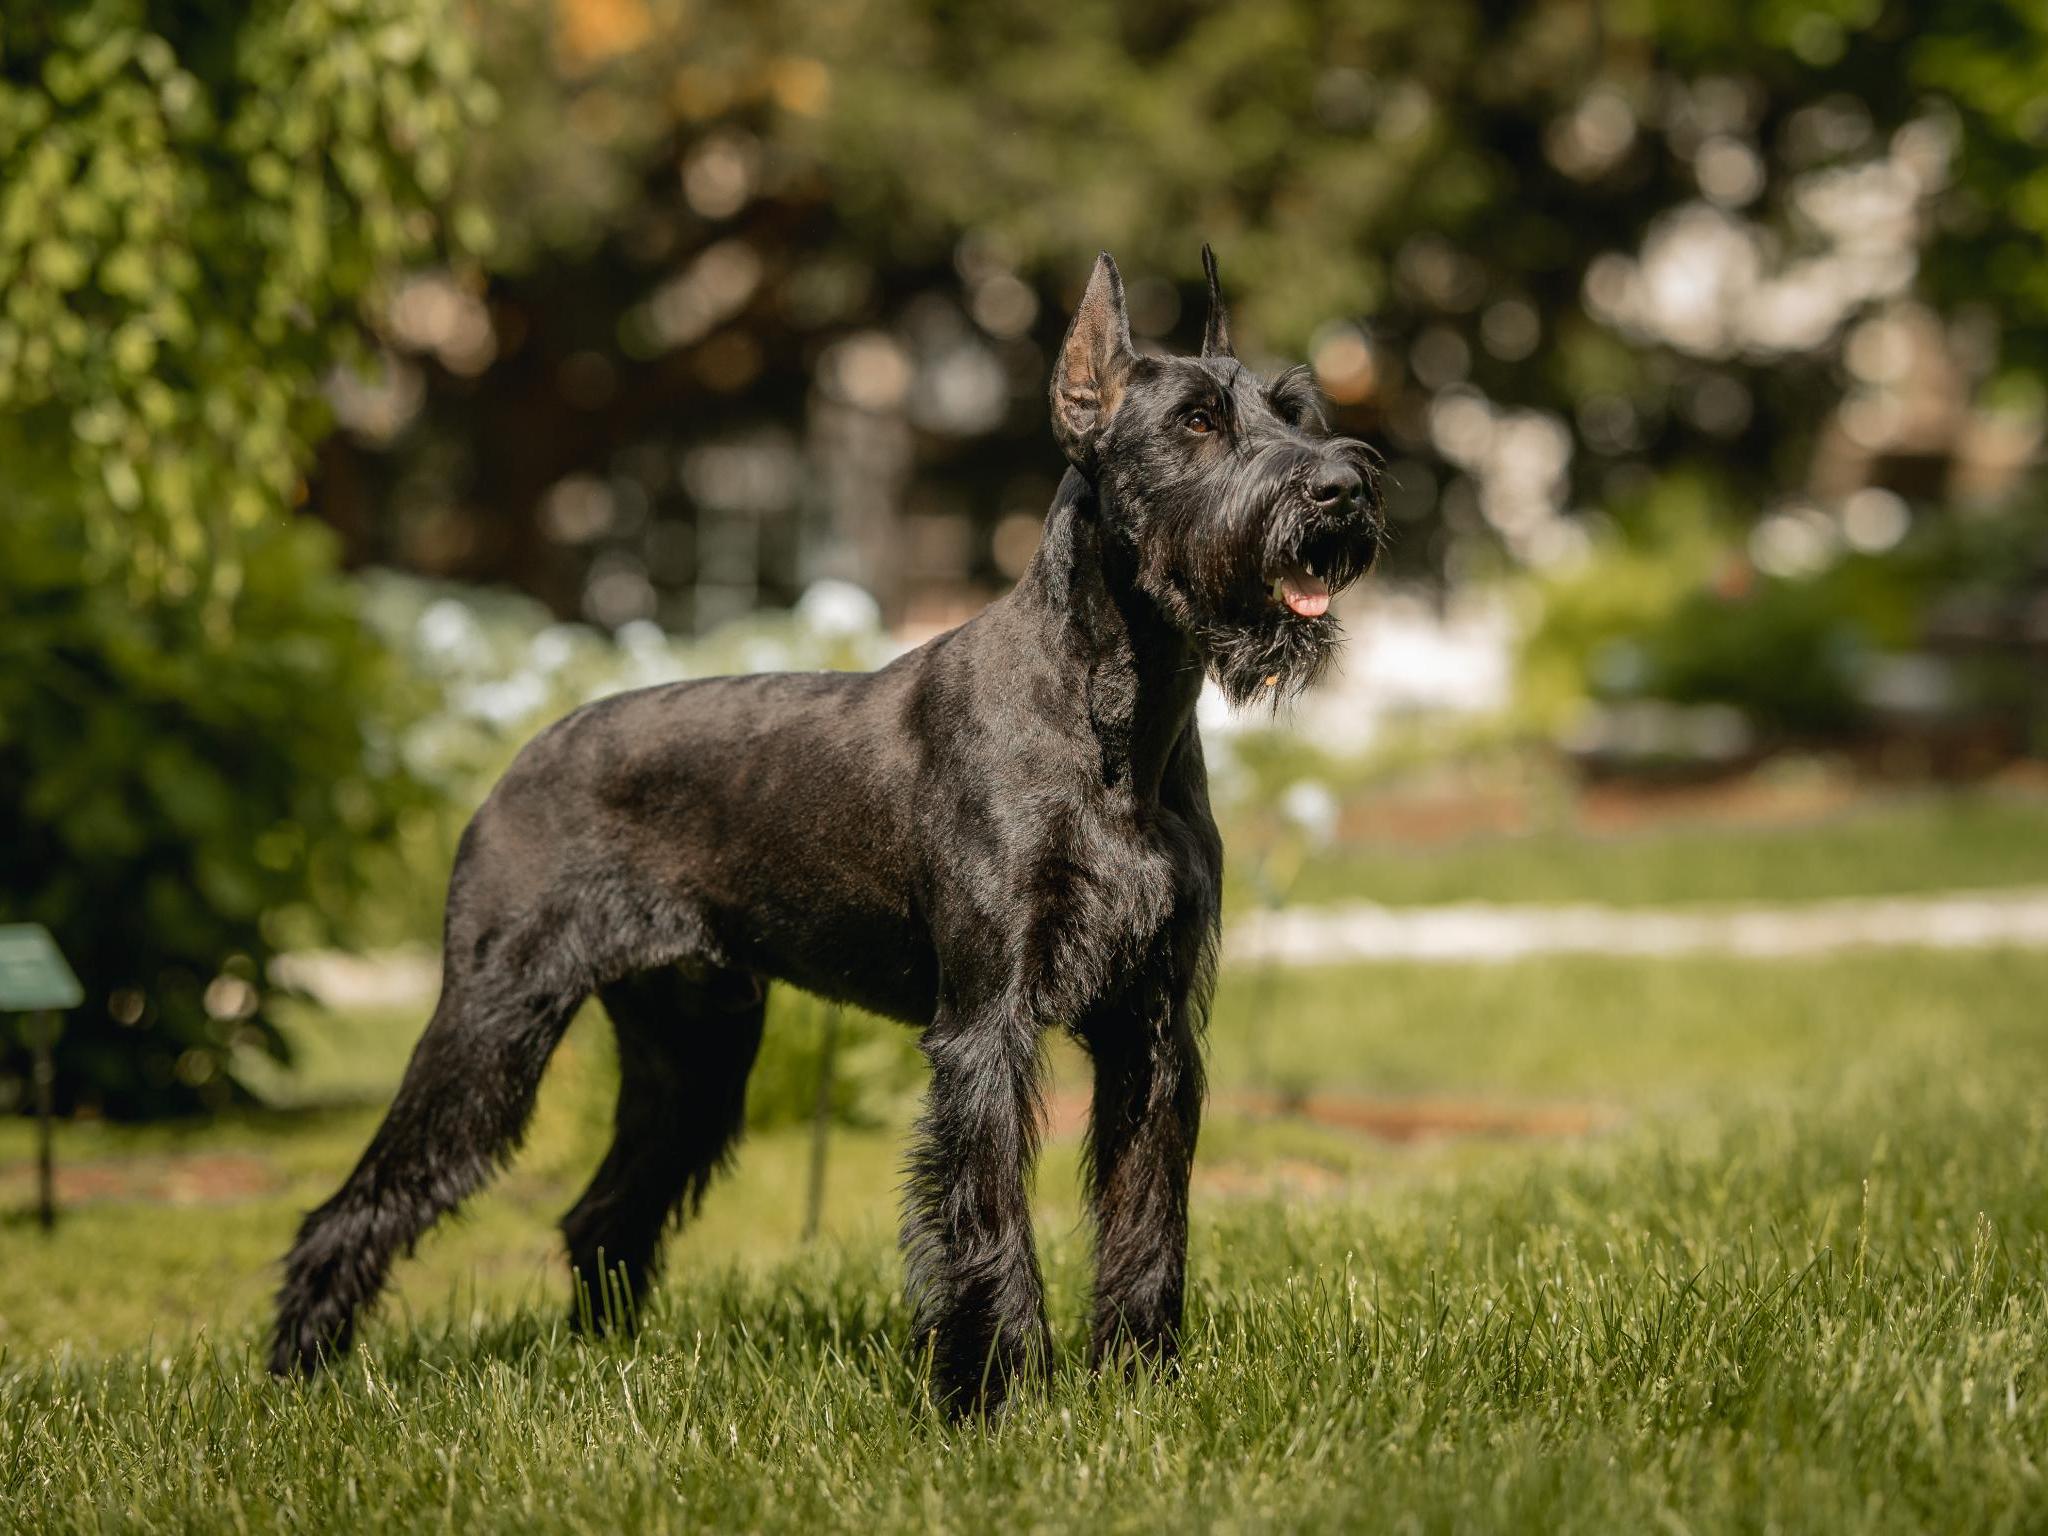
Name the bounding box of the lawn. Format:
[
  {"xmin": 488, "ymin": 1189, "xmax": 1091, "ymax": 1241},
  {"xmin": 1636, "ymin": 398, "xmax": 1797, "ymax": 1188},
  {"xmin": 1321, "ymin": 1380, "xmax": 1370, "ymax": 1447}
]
[
  {"xmin": 3, "ymin": 792, "xmax": 2047, "ymax": 1532},
  {"xmin": 1250, "ymin": 780, "xmax": 2048, "ymax": 910}
]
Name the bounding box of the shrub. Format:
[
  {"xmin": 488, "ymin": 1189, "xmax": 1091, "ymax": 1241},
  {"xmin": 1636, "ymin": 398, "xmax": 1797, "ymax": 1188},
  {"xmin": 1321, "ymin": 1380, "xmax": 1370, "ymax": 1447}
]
[
  {"xmin": 0, "ymin": 505, "xmax": 433, "ymax": 1117},
  {"xmin": 0, "ymin": 1, "xmax": 487, "ymax": 1116}
]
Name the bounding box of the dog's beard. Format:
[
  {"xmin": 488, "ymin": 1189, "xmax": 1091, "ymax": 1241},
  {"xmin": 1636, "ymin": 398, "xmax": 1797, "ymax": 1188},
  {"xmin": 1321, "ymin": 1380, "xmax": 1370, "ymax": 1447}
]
[
  {"xmin": 1138, "ymin": 540, "xmax": 1350, "ymax": 709},
  {"xmin": 1192, "ymin": 608, "xmax": 1343, "ymax": 708}
]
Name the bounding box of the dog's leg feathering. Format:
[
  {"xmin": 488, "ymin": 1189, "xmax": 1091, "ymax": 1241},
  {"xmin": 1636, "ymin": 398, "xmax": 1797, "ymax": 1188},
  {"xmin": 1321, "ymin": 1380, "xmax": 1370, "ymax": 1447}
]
[
  {"xmin": 901, "ymin": 999, "xmax": 1051, "ymax": 1415},
  {"xmin": 269, "ymin": 966, "xmax": 583, "ymax": 1377},
  {"xmin": 1083, "ymin": 978, "xmax": 1207, "ymax": 1371}
]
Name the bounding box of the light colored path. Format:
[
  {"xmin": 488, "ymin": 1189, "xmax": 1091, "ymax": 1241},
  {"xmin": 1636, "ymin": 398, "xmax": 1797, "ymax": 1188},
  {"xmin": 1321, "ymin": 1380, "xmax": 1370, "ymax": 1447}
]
[
  {"xmin": 280, "ymin": 888, "xmax": 2048, "ymax": 1009},
  {"xmin": 1227, "ymin": 887, "xmax": 2048, "ymax": 967}
]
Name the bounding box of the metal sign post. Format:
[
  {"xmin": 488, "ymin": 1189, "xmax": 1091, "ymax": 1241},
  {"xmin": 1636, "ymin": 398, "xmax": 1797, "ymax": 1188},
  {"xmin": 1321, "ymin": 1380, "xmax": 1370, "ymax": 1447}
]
[
  {"xmin": 803, "ymin": 1001, "xmax": 840, "ymax": 1244},
  {"xmin": 0, "ymin": 924, "xmax": 84, "ymax": 1231}
]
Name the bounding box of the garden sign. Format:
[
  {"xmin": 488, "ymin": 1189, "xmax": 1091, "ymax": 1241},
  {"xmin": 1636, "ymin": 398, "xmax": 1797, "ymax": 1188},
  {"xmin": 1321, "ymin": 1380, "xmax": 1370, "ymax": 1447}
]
[{"xmin": 0, "ymin": 923, "xmax": 82, "ymax": 1230}]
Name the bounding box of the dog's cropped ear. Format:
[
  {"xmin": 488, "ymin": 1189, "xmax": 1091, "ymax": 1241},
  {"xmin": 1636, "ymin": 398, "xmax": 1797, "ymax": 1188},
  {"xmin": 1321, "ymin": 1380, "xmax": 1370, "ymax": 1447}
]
[
  {"xmin": 1051, "ymin": 252, "xmax": 1138, "ymax": 471},
  {"xmin": 1200, "ymin": 244, "xmax": 1233, "ymax": 360}
]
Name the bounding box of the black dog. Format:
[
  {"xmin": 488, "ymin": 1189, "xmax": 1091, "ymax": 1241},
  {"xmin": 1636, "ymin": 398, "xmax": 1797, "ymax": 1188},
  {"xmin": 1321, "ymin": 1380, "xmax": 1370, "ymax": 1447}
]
[{"xmin": 272, "ymin": 248, "xmax": 1382, "ymax": 1410}]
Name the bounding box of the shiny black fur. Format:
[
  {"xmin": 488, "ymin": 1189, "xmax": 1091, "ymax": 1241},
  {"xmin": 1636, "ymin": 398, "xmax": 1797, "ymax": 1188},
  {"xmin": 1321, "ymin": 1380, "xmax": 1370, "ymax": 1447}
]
[{"xmin": 270, "ymin": 249, "xmax": 1383, "ymax": 1412}]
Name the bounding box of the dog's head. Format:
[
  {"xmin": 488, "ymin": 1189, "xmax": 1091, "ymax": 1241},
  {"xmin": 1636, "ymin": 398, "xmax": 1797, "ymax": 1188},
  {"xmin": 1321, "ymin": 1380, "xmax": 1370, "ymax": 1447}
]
[{"xmin": 1051, "ymin": 248, "xmax": 1384, "ymax": 705}]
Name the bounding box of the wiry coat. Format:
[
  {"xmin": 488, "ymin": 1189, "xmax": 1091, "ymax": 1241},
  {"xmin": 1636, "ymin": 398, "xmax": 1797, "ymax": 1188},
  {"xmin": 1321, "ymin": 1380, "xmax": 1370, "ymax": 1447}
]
[{"xmin": 271, "ymin": 249, "xmax": 1381, "ymax": 1412}]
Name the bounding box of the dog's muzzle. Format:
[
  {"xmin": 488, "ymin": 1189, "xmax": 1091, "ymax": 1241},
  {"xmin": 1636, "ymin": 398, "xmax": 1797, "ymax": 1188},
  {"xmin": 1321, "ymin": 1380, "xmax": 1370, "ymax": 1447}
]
[
  {"xmin": 1261, "ymin": 450, "xmax": 1383, "ymax": 619},
  {"xmin": 1266, "ymin": 463, "xmax": 1372, "ymax": 617}
]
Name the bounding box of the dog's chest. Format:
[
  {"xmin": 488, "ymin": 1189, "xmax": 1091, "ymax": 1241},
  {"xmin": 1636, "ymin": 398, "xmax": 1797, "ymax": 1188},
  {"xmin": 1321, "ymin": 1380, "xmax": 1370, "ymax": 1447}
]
[{"xmin": 1015, "ymin": 791, "xmax": 1212, "ymax": 1017}]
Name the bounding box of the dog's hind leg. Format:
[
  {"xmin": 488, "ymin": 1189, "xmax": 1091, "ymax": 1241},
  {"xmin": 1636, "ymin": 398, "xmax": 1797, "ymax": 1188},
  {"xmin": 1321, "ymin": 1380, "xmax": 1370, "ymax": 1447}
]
[
  {"xmin": 560, "ymin": 963, "xmax": 765, "ymax": 1328},
  {"xmin": 269, "ymin": 955, "xmax": 586, "ymax": 1377}
]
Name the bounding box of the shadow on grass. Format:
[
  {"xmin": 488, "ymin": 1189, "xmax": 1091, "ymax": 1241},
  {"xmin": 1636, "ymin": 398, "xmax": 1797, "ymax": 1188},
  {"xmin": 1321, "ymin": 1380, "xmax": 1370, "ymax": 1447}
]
[{"xmin": 297, "ymin": 1248, "xmax": 922, "ymax": 1402}]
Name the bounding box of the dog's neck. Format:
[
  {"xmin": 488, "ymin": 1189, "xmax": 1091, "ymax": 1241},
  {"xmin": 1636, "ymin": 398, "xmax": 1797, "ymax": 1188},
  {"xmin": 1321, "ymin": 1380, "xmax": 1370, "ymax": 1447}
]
[{"xmin": 1014, "ymin": 468, "xmax": 1205, "ymax": 798}]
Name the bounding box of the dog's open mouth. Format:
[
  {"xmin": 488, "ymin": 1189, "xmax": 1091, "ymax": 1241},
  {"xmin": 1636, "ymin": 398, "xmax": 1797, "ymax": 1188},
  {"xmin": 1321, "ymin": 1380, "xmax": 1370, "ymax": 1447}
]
[
  {"xmin": 1265, "ymin": 528, "xmax": 1355, "ymax": 619},
  {"xmin": 1269, "ymin": 562, "xmax": 1330, "ymax": 618}
]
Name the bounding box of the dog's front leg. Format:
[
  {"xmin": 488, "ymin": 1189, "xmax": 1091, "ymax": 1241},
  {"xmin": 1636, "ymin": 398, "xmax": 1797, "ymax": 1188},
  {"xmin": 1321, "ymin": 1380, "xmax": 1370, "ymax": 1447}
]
[
  {"xmin": 902, "ymin": 1000, "xmax": 1050, "ymax": 1415},
  {"xmin": 1082, "ymin": 984, "xmax": 1205, "ymax": 1371}
]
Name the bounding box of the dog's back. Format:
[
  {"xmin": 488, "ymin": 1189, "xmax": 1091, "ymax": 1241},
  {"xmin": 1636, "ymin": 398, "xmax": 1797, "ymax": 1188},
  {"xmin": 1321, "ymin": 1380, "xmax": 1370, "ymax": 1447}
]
[{"xmin": 469, "ymin": 660, "xmax": 939, "ymax": 1022}]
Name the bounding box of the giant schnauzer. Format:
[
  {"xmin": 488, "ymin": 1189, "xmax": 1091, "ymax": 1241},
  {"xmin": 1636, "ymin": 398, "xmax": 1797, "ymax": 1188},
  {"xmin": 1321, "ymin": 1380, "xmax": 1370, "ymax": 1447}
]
[{"xmin": 272, "ymin": 247, "xmax": 1383, "ymax": 1410}]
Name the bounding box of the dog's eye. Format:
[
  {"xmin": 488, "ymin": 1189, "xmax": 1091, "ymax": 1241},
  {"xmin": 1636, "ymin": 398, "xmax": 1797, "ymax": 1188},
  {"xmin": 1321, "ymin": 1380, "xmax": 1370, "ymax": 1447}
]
[{"xmin": 1184, "ymin": 409, "xmax": 1217, "ymax": 436}]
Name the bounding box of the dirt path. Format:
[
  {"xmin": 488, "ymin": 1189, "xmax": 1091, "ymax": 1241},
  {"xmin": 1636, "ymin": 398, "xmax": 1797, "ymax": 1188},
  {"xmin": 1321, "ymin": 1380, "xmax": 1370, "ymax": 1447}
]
[
  {"xmin": 1229, "ymin": 886, "xmax": 2048, "ymax": 966},
  {"xmin": 0, "ymin": 1153, "xmax": 282, "ymax": 1209}
]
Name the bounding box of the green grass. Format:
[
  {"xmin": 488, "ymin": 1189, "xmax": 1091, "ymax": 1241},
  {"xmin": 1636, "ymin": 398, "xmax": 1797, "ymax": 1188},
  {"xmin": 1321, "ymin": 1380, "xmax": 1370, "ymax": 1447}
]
[
  {"xmin": 1257, "ymin": 785, "xmax": 2048, "ymax": 909},
  {"xmin": 6, "ymin": 789, "xmax": 2048, "ymax": 1532},
  {"xmin": 4, "ymin": 943, "xmax": 2047, "ymax": 1532},
  {"xmin": 7, "ymin": 1110, "xmax": 2046, "ymax": 1533}
]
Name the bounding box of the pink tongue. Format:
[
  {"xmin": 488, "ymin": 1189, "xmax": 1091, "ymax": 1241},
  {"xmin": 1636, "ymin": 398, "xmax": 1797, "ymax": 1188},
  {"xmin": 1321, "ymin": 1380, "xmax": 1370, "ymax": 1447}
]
[{"xmin": 1280, "ymin": 566, "xmax": 1330, "ymax": 618}]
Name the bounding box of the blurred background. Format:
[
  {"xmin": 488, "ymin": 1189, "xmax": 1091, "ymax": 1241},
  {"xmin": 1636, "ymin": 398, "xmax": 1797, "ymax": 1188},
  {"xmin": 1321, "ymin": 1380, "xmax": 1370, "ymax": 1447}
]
[{"xmin": 3, "ymin": 0, "xmax": 2047, "ymax": 1337}]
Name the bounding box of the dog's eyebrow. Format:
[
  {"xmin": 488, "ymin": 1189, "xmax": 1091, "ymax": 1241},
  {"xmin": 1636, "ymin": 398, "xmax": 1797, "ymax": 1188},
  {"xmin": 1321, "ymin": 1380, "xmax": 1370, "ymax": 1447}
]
[
  {"xmin": 1174, "ymin": 368, "xmax": 1233, "ymax": 419},
  {"xmin": 1211, "ymin": 361, "xmax": 1253, "ymax": 422},
  {"xmin": 1268, "ymin": 363, "xmax": 1312, "ymax": 396},
  {"xmin": 1267, "ymin": 364, "xmax": 1318, "ymax": 403},
  {"xmin": 1266, "ymin": 364, "xmax": 1327, "ymax": 428}
]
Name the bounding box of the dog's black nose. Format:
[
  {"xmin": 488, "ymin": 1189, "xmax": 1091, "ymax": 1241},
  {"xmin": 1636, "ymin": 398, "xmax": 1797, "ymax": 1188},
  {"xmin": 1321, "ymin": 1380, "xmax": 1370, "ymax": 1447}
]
[{"xmin": 1309, "ymin": 465, "xmax": 1363, "ymax": 512}]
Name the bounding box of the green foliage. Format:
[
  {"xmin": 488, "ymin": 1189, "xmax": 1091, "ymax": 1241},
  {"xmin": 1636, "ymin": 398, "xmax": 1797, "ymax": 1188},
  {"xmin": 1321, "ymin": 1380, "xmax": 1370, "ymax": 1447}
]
[
  {"xmin": 1910, "ymin": 2, "xmax": 2048, "ymax": 372},
  {"xmin": 1624, "ymin": 557, "xmax": 1916, "ymax": 736},
  {"xmin": 0, "ymin": 3, "xmax": 487, "ymax": 1116},
  {"xmin": 334, "ymin": 0, "xmax": 2048, "ymax": 622},
  {"xmin": 0, "ymin": 1, "xmax": 490, "ymax": 602},
  {"xmin": 1516, "ymin": 472, "xmax": 1736, "ymax": 734},
  {"xmin": 475, "ymin": 0, "xmax": 2048, "ymax": 364},
  {"xmin": 1522, "ymin": 489, "xmax": 2048, "ymax": 745},
  {"xmin": 0, "ymin": 503, "xmax": 431, "ymax": 1118}
]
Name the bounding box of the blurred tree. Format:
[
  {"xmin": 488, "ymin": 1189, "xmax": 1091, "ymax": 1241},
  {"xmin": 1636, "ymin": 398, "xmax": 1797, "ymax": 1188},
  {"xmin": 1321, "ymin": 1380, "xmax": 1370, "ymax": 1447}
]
[
  {"xmin": 314, "ymin": 0, "xmax": 2047, "ymax": 625},
  {"xmin": 0, "ymin": 2, "xmax": 488, "ymax": 1116}
]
